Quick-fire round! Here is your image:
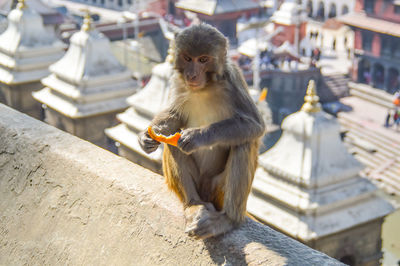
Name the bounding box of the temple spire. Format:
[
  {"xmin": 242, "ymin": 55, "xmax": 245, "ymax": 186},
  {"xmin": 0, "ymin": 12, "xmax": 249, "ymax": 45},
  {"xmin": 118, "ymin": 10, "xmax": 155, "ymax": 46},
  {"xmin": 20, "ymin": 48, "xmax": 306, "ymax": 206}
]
[
  {"xmin": 301, "ymin": 80, "xmax": 321, "ymax": 113},
  {"xmin": 17, "ymin": 0, "xmax": 27, "ymax": 10},
  {"xmin": 81, "ymin": 10, "xmax": 93, "ymax": 32}
]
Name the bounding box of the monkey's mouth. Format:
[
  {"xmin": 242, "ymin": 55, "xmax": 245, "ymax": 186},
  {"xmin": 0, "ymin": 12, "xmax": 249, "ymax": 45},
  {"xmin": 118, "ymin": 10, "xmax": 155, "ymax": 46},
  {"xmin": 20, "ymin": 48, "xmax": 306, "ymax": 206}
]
[{"xmin": 187, "ymin": 82, "xmax": 203, "ymax": 90}]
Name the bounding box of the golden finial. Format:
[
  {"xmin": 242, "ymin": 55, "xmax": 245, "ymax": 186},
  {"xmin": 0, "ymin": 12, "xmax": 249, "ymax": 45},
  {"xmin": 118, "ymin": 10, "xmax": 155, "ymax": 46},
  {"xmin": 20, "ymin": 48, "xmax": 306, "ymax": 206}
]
[
  {"xmin": 17, "ymin": 0, "xmax": 27, "ymax": 10},
  {"xmin": 301, "ymin": 80, "xmax": 321, "ymax": 113},
  {"xmin": 81, "ymin": 9, "xmax": 93, "ymax": 32},
  {"xmin": 166, "ymin": 41, "xmax": 175, "ymax": 64}
]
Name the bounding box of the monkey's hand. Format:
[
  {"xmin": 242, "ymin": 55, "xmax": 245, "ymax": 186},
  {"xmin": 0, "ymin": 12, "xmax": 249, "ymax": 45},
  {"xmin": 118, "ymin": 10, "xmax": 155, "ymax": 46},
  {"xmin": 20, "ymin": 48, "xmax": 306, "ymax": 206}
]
[
  {"xmin": 177, "ymin": 128, "xmax": 203, "ymax": 154},
  {"xmin": 138, "ymin": 130, "xmax": 160, "ymax": 154}
]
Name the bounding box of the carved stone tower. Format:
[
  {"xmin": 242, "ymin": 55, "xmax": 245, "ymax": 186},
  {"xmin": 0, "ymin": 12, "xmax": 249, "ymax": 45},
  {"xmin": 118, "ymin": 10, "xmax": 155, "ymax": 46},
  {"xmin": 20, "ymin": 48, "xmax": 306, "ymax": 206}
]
[
  {"xmin": 105, "ymin": 47, "xmax": 174, "ymax": 173},
  {"xmin": 33, "ymin": 12, "xmax": 137, "ymax": 148},
  {"xmin": 0, "ymin": 0, "xmax": 64, "ymax": 118},
  {"xmin": 248, "ymin": 80, "xmax": 394, "ymax": 265}
]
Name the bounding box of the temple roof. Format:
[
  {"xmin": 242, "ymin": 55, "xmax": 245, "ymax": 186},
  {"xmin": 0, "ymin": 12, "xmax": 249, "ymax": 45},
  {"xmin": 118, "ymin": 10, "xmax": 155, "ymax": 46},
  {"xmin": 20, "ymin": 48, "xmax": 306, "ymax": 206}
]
[
  {"xmin": 247, "ymin": 80, "xmax": 394, "ymax": 240},
  {"xmin": 271, "ymin": 1, "xmax": 306, "ymax": 26},
  {"xmin": 322, "ymin": 18, "xmax": 344, "ymax": 30},
  {"xmin": 0, "ymin": 0, "xmax": 64, "ymax": 25},
  {"xmin": 33, "ymin": 13, "xmax": 137, "ymax": 118},
  {"xmin": 0, "ymin": 0, "xmax": 64, "ymax": 84},
  {"xmin": 105, "ymin": 51, "xmax": 174, "ymax": 168},
  {"xmin": 47, "ymin": 14, "xmax": 128, "ymax": 85},
  {"xmin": 175, "ymin": 0, "xmax": 260, "ymax": 16},
  {"xmin": 338, "ymin": 12, "xmax": 400, "ymax": 37}
]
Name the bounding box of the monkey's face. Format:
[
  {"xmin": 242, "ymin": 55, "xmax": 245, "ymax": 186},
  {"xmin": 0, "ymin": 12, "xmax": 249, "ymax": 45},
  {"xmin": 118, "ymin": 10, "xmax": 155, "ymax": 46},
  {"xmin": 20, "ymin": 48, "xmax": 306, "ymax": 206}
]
[
  {"xmin": 174, "ymin": 24, "xmax": 228, "ymax": 91},
  {"xmin": 180, "ymin": 53, "xmax": 213, "ymax": 91}
]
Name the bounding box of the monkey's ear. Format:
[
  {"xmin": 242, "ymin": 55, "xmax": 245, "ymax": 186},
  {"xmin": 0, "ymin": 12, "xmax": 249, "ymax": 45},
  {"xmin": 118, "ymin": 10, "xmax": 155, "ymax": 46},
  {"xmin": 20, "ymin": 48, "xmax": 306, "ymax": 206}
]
[{"xmin": 173, "ymin": 29, "xmax": 182, "ymax": 39}]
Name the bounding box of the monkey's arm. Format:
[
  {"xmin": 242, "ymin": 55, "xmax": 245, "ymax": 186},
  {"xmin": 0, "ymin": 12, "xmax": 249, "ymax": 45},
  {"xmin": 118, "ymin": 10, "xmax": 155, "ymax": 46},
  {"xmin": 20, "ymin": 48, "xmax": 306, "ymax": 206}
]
[
  {"xmin": 139, "ymin": 108, "xmax": 183, "ymax": 154},
  {"xmin": 178, "ymin": 106, "xmax": 264, "ymax": 154},
  {"xmin": 179, "ymin": 115, "xmax": 263, "ymax": 153}
]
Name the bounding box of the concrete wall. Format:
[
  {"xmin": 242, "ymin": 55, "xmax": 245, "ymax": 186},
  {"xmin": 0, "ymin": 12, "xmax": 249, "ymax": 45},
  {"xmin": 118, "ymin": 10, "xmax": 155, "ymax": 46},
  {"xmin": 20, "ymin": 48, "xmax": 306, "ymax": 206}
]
[{"xmin": 0, "ymin": 104, "xmax": 342, "ymax": 266}]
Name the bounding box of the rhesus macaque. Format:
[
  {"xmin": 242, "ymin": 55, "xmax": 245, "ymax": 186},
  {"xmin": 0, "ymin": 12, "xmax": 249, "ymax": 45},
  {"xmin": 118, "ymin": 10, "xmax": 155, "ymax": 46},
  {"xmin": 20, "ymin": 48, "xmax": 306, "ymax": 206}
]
[{"xmin": 139, "ymin": 24, "xmax": 265, "ymax": 239}]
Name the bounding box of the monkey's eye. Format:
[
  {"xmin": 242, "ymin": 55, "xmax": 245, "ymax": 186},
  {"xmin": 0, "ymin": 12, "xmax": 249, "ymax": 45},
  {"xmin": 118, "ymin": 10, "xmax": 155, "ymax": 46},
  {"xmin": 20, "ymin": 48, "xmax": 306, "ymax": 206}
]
[
  {"xmin": 183, "ymin": 55, "xmax": 192, "ymax": 62},
  {"xmin": 199, "ymin": 56, "xmax": 209, "ymax": 64}
]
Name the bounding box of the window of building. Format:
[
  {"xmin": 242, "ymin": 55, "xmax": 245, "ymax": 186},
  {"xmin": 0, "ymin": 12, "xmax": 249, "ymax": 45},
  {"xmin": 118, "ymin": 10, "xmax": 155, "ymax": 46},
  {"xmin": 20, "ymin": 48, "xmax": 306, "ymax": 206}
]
[
  {"xmin": 362, "ymin": 31, "xmax": 373, "ymax": 51},
  {"xmin": 307, "ymin": 0, "xmax": 313, "ymax": 17},
  {"xmin": 393, "ymin": 38, "xmax": 400, "ymax": 58},
  {"xmin": 395, "ymin": 5, "xmax": 400, "ymax": 14},
  {"xmin": 127, "ymin": 0, "xmax": 132, "ymax": 4},
  {"xmin": 316, "ymin": 1, "xmax": 325, "ymax": 20},
  {"xmin": 364, "ymin": 0, "xmax": 375, "ymax": 13},
  {"xmin": 342, "ymin": 5, "xmax": 349, "ymax": 14},
  {"xmin": 328, "ymin": 3, "xmax": 337, "ymax": 18},
  {"xmin": 381, "ymin": 36, "xmax": 392, "ymax": 57}
]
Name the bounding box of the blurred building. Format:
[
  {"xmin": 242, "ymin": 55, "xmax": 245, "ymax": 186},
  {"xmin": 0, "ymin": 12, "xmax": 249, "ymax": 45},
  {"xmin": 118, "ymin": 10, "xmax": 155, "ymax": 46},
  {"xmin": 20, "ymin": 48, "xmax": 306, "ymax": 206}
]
[
  {"xmin": 33, "ymin": 14, "xmax": 137, "ymax": 148},
  {"xmin": 0, "ymin": 0, "xmax": 65, "ymax": 119},
  {"xmin": 0, "ymin": 0, "xmax": 64, "ymax": 33},
  {"xmin": 238, "ymin": 1, "xmax": 338, "ymax": 125},
  {"xmin": 63, "ymin": 0, "xmax": 154, "ymax": 12},
  {"xmin": 175, "ymin": 0, "xmax": 262, "ymax": 44},
  {"xmin": 339, "ymin": 0, "xmax": 400, "ymax": 94},
  {"xmin": 105, "ymin": 47, "xmax": 174, "ymax": 173},
  {"xmin": 270, "ymin": 0, "xmax": 307, "ymax": 48},
  {"xmin": 301, "ymin": 0, "xmax": 354, "ymax": 21},
  {"xmin": 248, "ymin": 80, "xmax": 394, "ymax": 265}
]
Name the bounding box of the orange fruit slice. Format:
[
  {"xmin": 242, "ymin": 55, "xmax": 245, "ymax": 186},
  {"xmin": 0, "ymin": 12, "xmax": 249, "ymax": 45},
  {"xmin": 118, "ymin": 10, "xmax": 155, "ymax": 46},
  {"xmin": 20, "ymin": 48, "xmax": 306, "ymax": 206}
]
[{"xmin": 147, "ymin": 126, "xmax": 181, "ymax": 147}]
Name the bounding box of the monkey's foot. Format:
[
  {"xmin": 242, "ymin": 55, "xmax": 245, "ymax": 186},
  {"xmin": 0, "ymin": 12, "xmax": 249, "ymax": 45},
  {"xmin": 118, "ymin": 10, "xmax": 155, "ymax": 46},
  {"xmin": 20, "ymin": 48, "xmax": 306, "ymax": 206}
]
[
  {"xmin": 184, "ymin": 203, "xmax": 214, "ymax": 225},
  {"xmin": 185, "ymin": 208, "xmax": 234, "ymax": 239}
]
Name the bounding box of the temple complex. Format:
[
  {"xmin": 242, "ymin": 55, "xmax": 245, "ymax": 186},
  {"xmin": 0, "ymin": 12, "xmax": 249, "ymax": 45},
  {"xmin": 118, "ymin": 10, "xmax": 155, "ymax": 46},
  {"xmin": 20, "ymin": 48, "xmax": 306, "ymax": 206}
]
[
  {"xmin": 33, "ymin": 12, "xmax": 137, "ymax": 148},
  {"xmin": 105, "ymin": 46, "xmax": 174, "ymax": 173},
  {"xmin": 0, "ymin": 0, "xmax": 64, "ymax": 34},
  {"xmin": 247, "ymin": 80, "xmax": 394, "ymax": 265},
  {"xmin": 339, "ymin": 0, "xmax": 400, "ymax": 94},
  {"xmin": 0, "ymin": 0, "xmax": 65, "ymax": 119}
]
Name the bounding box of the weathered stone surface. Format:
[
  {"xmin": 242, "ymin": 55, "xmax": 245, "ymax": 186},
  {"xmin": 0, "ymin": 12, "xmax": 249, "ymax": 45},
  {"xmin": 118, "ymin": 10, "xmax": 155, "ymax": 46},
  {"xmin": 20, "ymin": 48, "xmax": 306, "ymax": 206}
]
[{"xmin": 0, "ymin": 104, "xmax": 342, "ymax": 266}]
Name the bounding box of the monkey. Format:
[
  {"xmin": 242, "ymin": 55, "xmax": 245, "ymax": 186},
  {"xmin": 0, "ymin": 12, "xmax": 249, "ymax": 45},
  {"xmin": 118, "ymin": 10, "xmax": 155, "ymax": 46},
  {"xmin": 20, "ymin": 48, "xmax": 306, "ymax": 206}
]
[{"xmin": 139, "ymin": 24, "xmax": 265, "ymax": 239}]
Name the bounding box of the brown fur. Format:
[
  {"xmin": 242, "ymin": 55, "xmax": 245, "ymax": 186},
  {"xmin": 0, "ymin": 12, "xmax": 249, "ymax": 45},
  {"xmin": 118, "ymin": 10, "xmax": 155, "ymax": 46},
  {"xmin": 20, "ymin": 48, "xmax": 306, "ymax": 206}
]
[{"xmin": 139, "ymin": 24, "xmax": 265, "ymax": 239}]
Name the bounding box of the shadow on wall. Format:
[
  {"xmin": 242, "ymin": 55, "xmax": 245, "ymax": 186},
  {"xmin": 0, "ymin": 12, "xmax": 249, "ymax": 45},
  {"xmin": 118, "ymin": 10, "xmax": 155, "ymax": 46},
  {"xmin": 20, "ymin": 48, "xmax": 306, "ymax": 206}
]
[{"xmin": 0, "ymin": 89, "xmax": 6, "ymax": 104}]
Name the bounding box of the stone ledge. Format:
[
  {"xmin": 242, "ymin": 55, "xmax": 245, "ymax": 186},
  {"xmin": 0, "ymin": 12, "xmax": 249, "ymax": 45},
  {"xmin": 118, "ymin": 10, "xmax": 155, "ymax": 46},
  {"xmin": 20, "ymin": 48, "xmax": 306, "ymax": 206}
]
[{"xmin": 0, "ymin": 104, "xmax": 342, "ymax": 265}]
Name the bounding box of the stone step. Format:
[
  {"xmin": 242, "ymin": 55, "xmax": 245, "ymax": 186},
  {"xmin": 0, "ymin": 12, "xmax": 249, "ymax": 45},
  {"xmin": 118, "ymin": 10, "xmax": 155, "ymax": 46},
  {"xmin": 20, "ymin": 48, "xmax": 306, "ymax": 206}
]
[
  {"xmin": 349, "ymin": 89, "xmax": 393, "ymax": 109},
  {"xmin": 347, "ymin": 145, "xmax": 400, "ymax": 193},
  {"xmin": 345, "ymin": 131, "xmax": 398, "ymax": 160},
  {"xmin": 337, "ymin": 112, "xmax": 400, "ymax": 195},
  {"xmin": 348, "ymin": 82, "xmax": 394, "ymax": 109},
  {"xmin": 338, "ymin": 113, "xmax": 400, "ymax": 151},
  {"xmin": 322, "ymin": 74, "xmax": 350, "ymax": 98},
  {"xmin": 347, "ymin": 146, "xmax": 380, "ymax": 169}
]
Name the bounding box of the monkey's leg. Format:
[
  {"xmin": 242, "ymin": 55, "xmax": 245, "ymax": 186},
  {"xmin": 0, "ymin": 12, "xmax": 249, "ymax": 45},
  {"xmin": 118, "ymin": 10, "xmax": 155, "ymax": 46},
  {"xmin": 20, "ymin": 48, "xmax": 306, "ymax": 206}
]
[
  {"xmin": 163, "ymin": 145, "xmax": 215, "ymax": 227},
  {"xmin": 186, "ymin": 142, "xmax": 257, "ymax": 239}
]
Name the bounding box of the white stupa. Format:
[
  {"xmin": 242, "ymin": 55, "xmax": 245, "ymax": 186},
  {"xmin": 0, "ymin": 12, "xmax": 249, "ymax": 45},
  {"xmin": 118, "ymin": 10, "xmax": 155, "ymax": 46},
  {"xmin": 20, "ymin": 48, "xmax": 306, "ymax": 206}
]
[
  {"xmin": 247, "ymin": 80, "xmax": 394, "ymax": 264},
  {"xmin": 105, "ymin": 47, "xmax": 174, "ymax": 173},
  {"xmin": 270, "ymin": 0, "xmax": 306, "ymax": 26},
  {"xmin": 33, "ymin": 12, "xmax": 137, "ymax": 148},
  {"xmin": 0, "ymin": 0, "xmax": 64, "ymax": 118}
]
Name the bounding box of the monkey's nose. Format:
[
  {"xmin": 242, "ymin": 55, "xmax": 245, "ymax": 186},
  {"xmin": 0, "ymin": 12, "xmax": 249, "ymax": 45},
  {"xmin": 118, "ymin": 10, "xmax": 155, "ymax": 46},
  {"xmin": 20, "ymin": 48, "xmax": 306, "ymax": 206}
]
[{"xmin": 187, "ymin": 74, "xmax": 197, "ymax": 82}]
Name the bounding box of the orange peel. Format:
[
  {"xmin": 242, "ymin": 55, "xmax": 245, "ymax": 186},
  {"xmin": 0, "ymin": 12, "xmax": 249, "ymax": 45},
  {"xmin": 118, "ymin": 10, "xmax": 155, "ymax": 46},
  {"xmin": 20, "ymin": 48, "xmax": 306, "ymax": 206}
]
[
  {"xmin": 147, "ymin": 126, "xmax": 181, "ymax": 147},
  {"xmin": 258, "ymin": 88, "xmax": 268, "ymax": 102}
]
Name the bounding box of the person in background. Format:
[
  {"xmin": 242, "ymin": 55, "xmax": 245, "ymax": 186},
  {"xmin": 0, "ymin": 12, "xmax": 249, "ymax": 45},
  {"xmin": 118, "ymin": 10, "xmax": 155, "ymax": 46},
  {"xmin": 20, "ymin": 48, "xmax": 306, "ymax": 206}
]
[
  {"xmin": 394, "ymin": 108, "xmax": 400, "ymax": 131},
  {"xmin": 384, "ymin": 109, "xmax": 392, "ymax": 127}
]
